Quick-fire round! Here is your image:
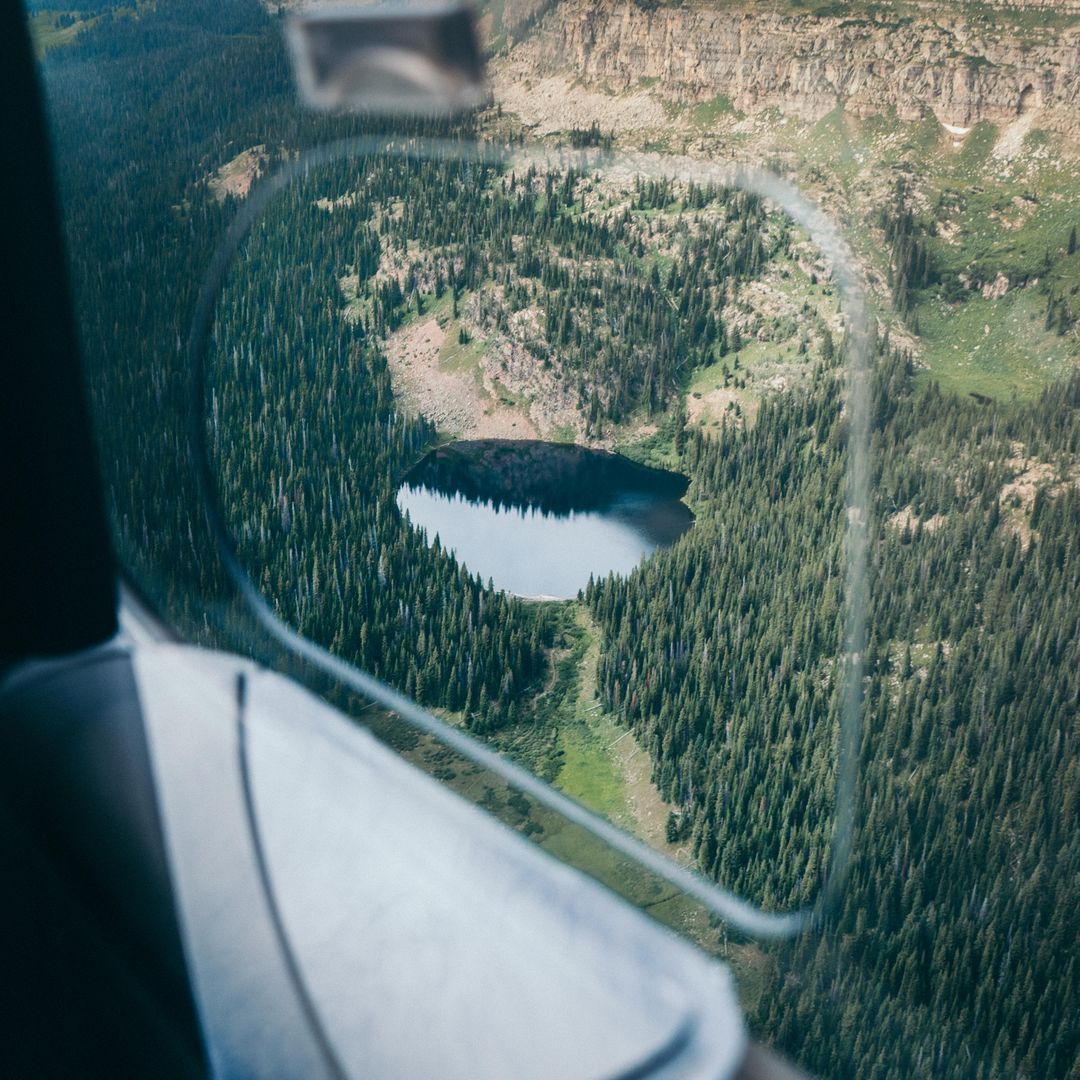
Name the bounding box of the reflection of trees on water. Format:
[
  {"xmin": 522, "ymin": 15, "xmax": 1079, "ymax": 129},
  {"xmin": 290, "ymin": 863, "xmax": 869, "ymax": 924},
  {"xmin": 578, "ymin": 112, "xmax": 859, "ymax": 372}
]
[{"xmin": 402, "ymin": 439, "xmax": 689, "ymax": 517}]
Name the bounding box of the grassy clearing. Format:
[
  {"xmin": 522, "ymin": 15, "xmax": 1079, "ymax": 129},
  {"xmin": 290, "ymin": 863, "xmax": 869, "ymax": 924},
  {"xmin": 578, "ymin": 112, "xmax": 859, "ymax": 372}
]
[
  {"xmin": 931, "ymin": 170, "xmax": 1080, "ymax": 282},
  {"xmin": 29, "ymin": 10, "xmax": 98, "ymax": 58},
  {"xmin": 513, "ymin": 606, "xmax": 722, "ymax": 946},
  {"xmin": 555, "ymin": 709, "xmax": 629, "ymax": 819},
  {"xmin": 914, "ymin": 287, "xmax": 1075, "ymax": 400},
  {"xmin": 799, "ymin": 107, "xmax": 864, "ymax": 195},
  {"xmin": 438, "ymin": 324, "xmax": 487, "ymax": 376},
  {"xmin": 493, "ymin": 605, "xmax": 682, "ymax": 847},
  {"xmin": 552, "ymin": 609, "xmax": 634, "ymax": 822},
  {"xmin": 616, "ymin": 414, "xmax": 680, "ymax": 471},
  {"xmin": 780, "ymin": 101, "xmax": 1080, "ymax": 398},
  {"xmin": 499, "ymin": 606, "xmax": 634, "ymax": 822},
  {"xmin": 690, "ymin": 94, "xmax": 740, "ymax": 130},
  {"xmin": 687, "ymin": 354, "xmax": 759, "ymax": 428},
  {"xmin": 489, "ymin": 375, "xmax": 530, "ymax": 411},
  {"xmin": 395, "ymin": 285, "xmax": 454, "ymax": 332},
  {"xmin": 904, "ymin": 148, "xmax": 1080, "ymax": 397},
  {"xmin": 685, "ymin": 328, "xmax": 823, "ymax": 424},
  {"xmin": 954, "ymin": 120, "xmax": 997, "ymax": 173}
]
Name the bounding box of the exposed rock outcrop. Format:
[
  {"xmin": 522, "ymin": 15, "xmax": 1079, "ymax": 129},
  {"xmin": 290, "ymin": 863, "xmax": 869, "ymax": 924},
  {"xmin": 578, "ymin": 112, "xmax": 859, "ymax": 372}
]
[{"xmin": 507, "ymin": 0, "xmax": 1080, "ymax": 137}]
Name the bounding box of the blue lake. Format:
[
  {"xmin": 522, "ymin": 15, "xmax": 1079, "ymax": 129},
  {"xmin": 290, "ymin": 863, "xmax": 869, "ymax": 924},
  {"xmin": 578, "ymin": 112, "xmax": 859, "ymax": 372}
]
[{"xmin": 396, "ymin": 440, "xmax": 694, "ymax": 600}]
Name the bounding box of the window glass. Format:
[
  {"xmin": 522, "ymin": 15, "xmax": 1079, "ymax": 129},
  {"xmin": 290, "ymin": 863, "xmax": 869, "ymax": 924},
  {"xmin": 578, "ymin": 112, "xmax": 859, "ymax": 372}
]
[{"xmin": 33, "ymin": 1, "xmax": 1080, "ymax": 1077}]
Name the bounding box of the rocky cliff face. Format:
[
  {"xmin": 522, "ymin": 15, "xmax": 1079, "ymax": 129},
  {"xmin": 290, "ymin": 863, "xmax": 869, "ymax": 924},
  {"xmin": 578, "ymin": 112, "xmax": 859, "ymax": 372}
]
[{"xmin": 509, "ymin": 0, "xmax": 1080, "ymax": 135}]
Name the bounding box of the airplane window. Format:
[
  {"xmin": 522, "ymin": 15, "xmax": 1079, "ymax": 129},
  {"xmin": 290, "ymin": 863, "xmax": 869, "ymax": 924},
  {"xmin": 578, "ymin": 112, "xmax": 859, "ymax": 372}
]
[{"xmin": 31, "ymin": 0, "xmax": 1080, "ymax": 1077}]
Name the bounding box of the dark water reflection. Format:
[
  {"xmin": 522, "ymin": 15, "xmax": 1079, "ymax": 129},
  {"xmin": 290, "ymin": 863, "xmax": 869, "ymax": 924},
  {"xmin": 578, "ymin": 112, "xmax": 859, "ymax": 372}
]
[{"xmin": 396, "ymin": 440, "xmax": 694, "ymax": 599}]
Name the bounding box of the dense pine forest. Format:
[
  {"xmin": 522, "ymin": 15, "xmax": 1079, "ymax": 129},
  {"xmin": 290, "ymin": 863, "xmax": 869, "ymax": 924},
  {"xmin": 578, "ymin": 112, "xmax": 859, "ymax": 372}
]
[
  {"xmin": 589, "ymin": 352, "xmax": 1079, "ymax": 1076},
  {"xmin": 210, "ymin": 154, "xmax": 566, "ymax": 724},
  {"xmin": 37, "ymin": 1, "xmax": 1077, "ymax": 1077}
]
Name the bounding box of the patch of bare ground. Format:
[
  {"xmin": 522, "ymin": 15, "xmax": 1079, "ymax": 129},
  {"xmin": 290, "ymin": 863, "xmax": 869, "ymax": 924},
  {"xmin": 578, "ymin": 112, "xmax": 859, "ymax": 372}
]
[
  {"xmin": 886, "ymin": 505, "xmax": 947, "ymax": 534},
  {"xmin": 383, "ymin": 316, "xmax": 539, "ymax": 439},
  {"xmin": 688, "ymin": 386, "xmax": 744, "ymax": 431},
  {"xmin": 490, "ymin": 67, "xmax": 672, "ymax": 137},
  {"xmin": 991, "ymin": 111, "xmax": 1037, "ymax": 162},
  {"xmin": 481, "ymin": 304, "xmax": 587, "ymax": 437},
  {"xmin": 612, "ymin": 729, "xmax": 692, "ymax": 863},
  {"xmin": 1001, "ymin": 446, "xmax": 1055, "ymax": 513},
  {"xmin": 997, "ymin": 443, "xmax": 1080, "ymax": 548},
  {"xmin": 987, "ymin": 196, "xmax": 1038, "ymax": 234},
  {"xmin": 207, "ymin": 145, "xmax": 267, "ymax": 202},
  {"xmin": 366, "ymin": 230, "xmax": 600, "ymax": 441},
  {"xmin": 373, "ymin": 275, "xmax": 609, "ymax": 440},
  {"xmin": 937, "ymin": 218, "xmax": 961, "ymax": 245},
  {"xmin": 315, "ymin": 191, "xmax": 359, "ymax": 213},
  {"xmin": 886, "ymin": 640, "xmax": 953, "ymax": 706}
]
